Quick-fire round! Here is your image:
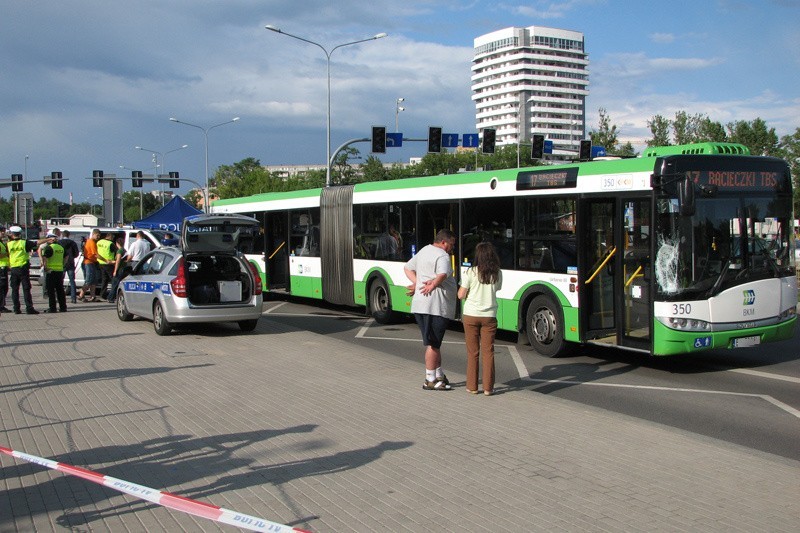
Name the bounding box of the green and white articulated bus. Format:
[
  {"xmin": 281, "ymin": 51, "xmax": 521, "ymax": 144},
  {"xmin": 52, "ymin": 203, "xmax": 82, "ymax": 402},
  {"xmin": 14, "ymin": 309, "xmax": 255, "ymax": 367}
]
[{"xmin": 212, "ymin": 143, "xmax": 797, "ymax": 357}]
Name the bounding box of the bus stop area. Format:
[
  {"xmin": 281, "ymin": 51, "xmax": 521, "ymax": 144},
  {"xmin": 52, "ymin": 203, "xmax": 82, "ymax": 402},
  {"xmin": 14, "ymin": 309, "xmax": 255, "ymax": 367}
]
[{"xmin": 1, "ymin": 297, "xmax": 798, "ymax": 532}]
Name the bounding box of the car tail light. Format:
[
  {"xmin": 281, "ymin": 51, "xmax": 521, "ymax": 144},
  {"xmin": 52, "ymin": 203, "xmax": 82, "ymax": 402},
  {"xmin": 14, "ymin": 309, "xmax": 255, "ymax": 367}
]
[
  {"xmin": 248, "ymin": 261, "xmax": 263, "ymax": 296},
  {"xmin": 170, "ymin": 257, "xmax": 188, "ymax": 298}
]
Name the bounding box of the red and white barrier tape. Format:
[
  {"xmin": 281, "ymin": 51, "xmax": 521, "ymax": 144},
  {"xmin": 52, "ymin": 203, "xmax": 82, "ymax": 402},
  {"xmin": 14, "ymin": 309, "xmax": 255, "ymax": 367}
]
[{"xmin": 0, "ymin": 445, "xmax": 311, "ymax": 532}]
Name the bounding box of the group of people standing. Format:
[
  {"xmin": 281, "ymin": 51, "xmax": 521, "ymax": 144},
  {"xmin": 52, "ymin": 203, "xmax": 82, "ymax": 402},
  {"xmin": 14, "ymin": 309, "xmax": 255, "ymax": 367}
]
[
  {"xmin": 77, "ymin": 229, "xmax": 150, "ymax": 303},
  {"xmin": 0, "ymin": 225, "xmax": 58, "ymax": 315},
  {"xmin": 0, "ymin": 227, "xmax": 152, "ymax": 316},
  {"xmin": 404, "ymin": 229, "xmax": 502, "ymax": 396}
]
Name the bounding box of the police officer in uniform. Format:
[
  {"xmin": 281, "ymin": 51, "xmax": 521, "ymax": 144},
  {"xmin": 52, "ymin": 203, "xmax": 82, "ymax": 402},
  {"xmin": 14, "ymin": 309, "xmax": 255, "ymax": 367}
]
[
  {"xmin": 96, "ymin": 232, "xmax": 116, "ymax": 300},
  {"xmin": 0, "ymin": 226, "xmax": 9, "ymax": 312},
  {"xmin": 42, "ymin": 232, "xmax": 67, "ymax": 313},
  {"xmin": 6, "ymin": 226, "xmax": 54, "ymax": 315}
]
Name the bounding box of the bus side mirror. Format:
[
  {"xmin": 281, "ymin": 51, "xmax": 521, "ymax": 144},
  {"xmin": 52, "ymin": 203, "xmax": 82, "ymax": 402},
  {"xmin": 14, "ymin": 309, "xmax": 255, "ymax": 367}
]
[{"xmin": 679, "ymin": 176, "xmax": 695, "ymax": 216}]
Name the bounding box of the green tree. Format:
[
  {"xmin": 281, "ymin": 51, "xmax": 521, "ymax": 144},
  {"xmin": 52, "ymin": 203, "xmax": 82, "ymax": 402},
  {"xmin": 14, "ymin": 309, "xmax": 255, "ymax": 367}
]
[
  {"xmin": 727, "ymin": 118, "xmax": 779, "ymax": 156},
  {"xmin": 589, "ymin": 108, "xmax": 620, "ymax": 153},
  {"xmin": 361, "ymin": 155, "xmax": 388, "ymax": 182},
  {"xmin": 778, "ymin": 127, "xmax": 800, "ymax": 213},
  {"xmin": 697, "ymin": 117, "xmax": 727, "ymax": 142},
  {"xmin": 647, "ymin": 114, "xmax": 671, "ymax": 147},
  {"xmin": 122, "ymin": 190, "xmax": 160, "ymax": 223},
  {"xmin": 672, "ymin": 111, "xmax": 707, "ymax": 145},
  {"xmin": 184, "ymin": 188, "xmax": 204, "ymax": 210},
  {"xmin": 214, "ymin": 157, "xmax": 281, "ymax": 199},
  {"xmin": 331, "ymin": 147, "xmax": 361, "ymax": 185}
]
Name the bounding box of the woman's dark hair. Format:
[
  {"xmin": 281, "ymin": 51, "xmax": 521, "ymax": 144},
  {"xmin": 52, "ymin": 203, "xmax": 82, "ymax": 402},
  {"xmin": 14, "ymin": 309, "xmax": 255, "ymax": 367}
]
[{"xmin": 473, "ymin": 241, "xmax": 501, "ymax": 284}]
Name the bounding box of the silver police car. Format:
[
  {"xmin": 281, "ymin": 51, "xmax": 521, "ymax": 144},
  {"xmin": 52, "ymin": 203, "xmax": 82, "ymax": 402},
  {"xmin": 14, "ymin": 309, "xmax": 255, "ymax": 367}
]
[{"xmin": 115, "ymin": 214, "xmax": 263, "ymax": 335}]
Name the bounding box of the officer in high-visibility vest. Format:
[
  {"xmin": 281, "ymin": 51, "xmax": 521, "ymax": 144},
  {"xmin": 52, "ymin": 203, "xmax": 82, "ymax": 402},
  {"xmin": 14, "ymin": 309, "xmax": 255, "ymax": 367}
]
[
  {"xmin": 0, "ymin": 226, "xmax": 9, "ymax": 313},
  {"xmin": 96, "ymin": 232, "xmax": 116, "ymax": 300},
  {"xmin": 6, "ymin": 226, "xmax": 55, "ymax": 315},
  {"xmin": 42, "ymin": 231, "xmax": 67, "ymax": 313}
]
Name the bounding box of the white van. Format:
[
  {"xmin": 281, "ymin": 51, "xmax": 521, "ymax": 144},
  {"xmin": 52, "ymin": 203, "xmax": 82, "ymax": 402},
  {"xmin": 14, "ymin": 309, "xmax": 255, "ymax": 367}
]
[{"xmin": 50, "ymin": 227, "xmax": 168, "ymax": 289}]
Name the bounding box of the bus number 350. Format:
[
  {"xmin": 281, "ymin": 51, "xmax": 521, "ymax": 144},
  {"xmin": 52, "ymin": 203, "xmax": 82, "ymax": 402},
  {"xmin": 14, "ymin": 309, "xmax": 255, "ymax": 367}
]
[{"xmin": 673, "ymin": 303, "xmax": 692, "ymax": 315}]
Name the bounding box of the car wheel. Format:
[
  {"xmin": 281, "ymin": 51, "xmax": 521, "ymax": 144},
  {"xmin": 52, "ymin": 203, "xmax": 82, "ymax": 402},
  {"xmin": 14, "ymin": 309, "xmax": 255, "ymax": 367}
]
[
  {"xmin": 369, "ymin": 277, "xmax": 397, "ymax": 325},
  {"xmin": 153, "ymin": 301, "xmax": 172, "ymax": 336},
  {"xmin": 116, "ymin": 292, "xmax": 133, "ymax": 322},
  {"xmin": 525, "ymin": 294, "xmax": 568, "ymax": 357},
  {"xmin": 238, "ymin": 319, "xmax": 259, "ymax": 332}
]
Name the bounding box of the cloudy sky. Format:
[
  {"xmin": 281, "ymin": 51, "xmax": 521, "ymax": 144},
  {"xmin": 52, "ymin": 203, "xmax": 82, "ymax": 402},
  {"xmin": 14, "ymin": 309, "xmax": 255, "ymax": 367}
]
[{"xmin": 2, "ymin": 0, "xmax": 798, "ymax": 205}]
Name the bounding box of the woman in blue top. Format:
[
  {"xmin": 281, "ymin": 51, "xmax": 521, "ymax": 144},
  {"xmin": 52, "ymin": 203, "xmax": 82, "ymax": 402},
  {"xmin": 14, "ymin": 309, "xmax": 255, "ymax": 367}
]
[{"xmin": 458, "ymin": 242, "xmax": 502, "ymax": 396}]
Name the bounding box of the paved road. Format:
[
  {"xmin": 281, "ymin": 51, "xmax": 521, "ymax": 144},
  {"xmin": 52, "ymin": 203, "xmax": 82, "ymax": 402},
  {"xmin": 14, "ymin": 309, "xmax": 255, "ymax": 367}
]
[
  {"xmin": 265, "ymin": 298, "xmax": 800, "ymax": 461},
  {"xmin": 1, "ymin": 295, "xmax": 798, "ymax": 532}
]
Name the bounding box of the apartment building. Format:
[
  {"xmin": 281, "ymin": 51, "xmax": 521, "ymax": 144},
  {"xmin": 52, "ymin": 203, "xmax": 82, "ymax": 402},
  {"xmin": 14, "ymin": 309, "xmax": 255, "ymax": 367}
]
[{"xmin": 472, "ymin": 26, "xmax": 588, "ymax": 159}]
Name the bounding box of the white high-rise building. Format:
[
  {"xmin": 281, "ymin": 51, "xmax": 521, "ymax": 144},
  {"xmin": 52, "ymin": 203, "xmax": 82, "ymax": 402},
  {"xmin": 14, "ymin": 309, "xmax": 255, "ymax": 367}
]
[{"xmin": 472, "ymin": 26, "xmax": 588, "ymax": 159}]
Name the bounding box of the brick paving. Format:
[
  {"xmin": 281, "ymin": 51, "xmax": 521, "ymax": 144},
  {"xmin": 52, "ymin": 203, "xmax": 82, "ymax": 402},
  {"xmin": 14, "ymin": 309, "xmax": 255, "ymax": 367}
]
[{"xmin": 1, "ymin": 295, "xmax": 798, "ymax": 532}]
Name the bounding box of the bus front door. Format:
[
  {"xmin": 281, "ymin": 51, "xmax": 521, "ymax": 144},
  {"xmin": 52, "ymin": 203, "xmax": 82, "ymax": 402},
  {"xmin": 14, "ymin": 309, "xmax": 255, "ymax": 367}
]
[{"xmin": 581, "ymin": 197, "xmax": 652, "ymax": 351}]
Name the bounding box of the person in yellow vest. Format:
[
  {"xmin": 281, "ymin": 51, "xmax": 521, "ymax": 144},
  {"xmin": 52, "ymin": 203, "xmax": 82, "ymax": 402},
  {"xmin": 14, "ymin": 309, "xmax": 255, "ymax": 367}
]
[
  {"xmin": 96, "ymin": 232, "xmax": 116, "ymax": 300},
  {"xmin": 0, "ymin": 226, "xmax": 9, "ymax": 313},
  {"xmin": 42, "ymin": 231, "xmax": 68, "ymax": 313},
  {"xmin": 6, "ymin": 226, "xmax": 55, "ymax": 315}
]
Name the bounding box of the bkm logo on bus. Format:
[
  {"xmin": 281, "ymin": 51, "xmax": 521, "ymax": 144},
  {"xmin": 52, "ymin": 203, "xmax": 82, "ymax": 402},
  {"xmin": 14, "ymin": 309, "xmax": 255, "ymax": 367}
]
[{"xmin": 742, "ymin": 290, "xmax": 756, "ymax": 306}]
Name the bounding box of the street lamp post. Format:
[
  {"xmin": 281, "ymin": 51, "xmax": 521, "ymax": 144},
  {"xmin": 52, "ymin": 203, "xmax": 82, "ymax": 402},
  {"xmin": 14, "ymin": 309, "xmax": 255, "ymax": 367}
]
[
  {"xmin": 135, "ymin": 144, "xmax": 188, "ymax": 207},
  {"xmin": 265, "ymin": 25, "xmax": 387, "ymax": 187},
  {"xmin": 169, "ymin": 117, "xmax": 239, "ymax": 213},
  {"xmin": 395, "ymin": 97, "xmax": 405, "ymax": 132},
  {"xmin": 120, "ymin": 165, "xmax": 145, "ymax": 220}
]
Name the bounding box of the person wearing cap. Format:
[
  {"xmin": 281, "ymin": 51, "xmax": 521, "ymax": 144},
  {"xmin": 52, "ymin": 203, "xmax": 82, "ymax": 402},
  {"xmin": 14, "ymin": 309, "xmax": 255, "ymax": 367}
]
[
  {"xmin": 39, "ymin": 228, "xmax": 61, "ymax": 298},
  {"xmin": 0, "ymin": 225, "xmax": 9, "ymax": 313},
  {"xmin": 59, "ymin": 230, "xmax": 80, "ymax": 304},
  {"xmin": 6, "ymin": 226, "xmax": 54, "ymax": 315},
  {"xmin": 96, "ymin": 231, "xmax": 116, "ymax": 300},
  {"xmin": 42, "ymin": 231, "xmax": 67, "ymax": 313}
]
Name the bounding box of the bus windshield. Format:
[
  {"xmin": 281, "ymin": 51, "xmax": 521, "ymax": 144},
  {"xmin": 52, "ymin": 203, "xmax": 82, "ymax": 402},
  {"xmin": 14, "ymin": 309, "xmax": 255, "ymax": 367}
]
[{"xmin": 654, "ymin": 193, "xmax": 793, "ymax": 300}]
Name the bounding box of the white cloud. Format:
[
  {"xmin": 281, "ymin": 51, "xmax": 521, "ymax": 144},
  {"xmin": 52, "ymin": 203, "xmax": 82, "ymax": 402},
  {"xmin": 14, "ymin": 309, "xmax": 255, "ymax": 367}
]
[{"xmin": 650, "ymin": 33, "xmax": 676, "ymax": 44}]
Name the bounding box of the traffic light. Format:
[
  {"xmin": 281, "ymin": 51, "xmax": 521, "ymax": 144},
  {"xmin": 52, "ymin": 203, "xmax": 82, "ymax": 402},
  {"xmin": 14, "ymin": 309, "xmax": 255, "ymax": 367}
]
[
  {"xmin": 531, "ymin": 134, "xmax": 545, "ymax": 159},
  {"xmin": 51, "ymin": 171, "xmax": 63, "ymax": 189},
  {"xmin": 11, "ymin": 174, "xmax": 23, "ymax": 192},
  {"xmin": 92, "ymin": 170, "xmax": 104, "ymax": 187},
  {"xmin": 371, "ymin": 126, "xmax": 386, "ymax": 153},
  {"xmin": 168, "ymin": 171, "xmax": 179, "ymax": 188},
  {"xmin": 481, "ymin": 128, "xmax": 496, "ymax": 154},
  {"xmin": 579, "ymin": 140, "xmax": 592, "ymax": 161},
  {"xmin": 427, "ymin": 126, "xmax": 442, "ymax": 153},
  {"xmin": 131, "ymin": 170, "xmax": 143, "ymax": 188}
]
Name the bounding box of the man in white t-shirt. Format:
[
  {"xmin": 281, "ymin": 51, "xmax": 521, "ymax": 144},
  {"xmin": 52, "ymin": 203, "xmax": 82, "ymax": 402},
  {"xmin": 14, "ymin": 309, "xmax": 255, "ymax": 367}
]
[
  {"xmin": 126, "ymin": 231, "xmax": 151, "ymax": 267},
  {"xmin": 404, "ymin": 229, "xmax": 457, "ymax": 391}
]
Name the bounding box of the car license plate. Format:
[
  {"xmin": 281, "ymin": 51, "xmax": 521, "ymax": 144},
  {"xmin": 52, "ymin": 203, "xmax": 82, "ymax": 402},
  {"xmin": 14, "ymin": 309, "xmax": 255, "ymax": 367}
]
[{"xmin": 733, "ymin": 335, "xmax": 760, "ymax": 348}]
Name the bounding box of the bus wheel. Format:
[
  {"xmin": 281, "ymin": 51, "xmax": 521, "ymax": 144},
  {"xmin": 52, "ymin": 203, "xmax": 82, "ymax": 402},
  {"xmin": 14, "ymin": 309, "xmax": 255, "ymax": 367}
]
[
  {"xmin": 369, "ymin": 278, "xmax": 396, "ymax": 324},
  {"xmin": 526, "ymin": 294, "xmax": 565, "ymax": 357}
]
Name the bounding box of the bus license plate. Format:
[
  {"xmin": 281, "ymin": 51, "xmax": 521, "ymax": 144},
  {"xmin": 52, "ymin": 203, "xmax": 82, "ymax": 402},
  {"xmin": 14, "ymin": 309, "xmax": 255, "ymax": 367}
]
[{"xmin": 733, "ymin": 335, "xmax": 760, "ymax": 348}]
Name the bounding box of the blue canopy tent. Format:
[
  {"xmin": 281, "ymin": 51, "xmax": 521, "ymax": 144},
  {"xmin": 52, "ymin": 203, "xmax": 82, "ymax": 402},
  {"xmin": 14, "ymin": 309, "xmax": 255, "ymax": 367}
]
[{"xmin": 131, "ymin": 195, "xmax": 202, "ymax": 232}]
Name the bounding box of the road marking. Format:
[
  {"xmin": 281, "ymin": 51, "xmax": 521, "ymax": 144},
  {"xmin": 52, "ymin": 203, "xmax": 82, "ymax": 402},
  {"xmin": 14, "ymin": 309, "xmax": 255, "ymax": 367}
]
[
  {"xmin": 355, "ymin": 319, "xmax": 374, "ymax": 338},
  {"xmin": 268, "ymin": 309, "xmax": 800, "ymax": 420},
  {"xmin": 262, "ymin": 302, "xmax": 288, "ymax": 314},
  {"xmin": 508, "ymin": 346, "xmax": 800, "ymax": 419},
  {"xmin": 727, "ymin": 368, "xmax": 800, "ymax": 384}
]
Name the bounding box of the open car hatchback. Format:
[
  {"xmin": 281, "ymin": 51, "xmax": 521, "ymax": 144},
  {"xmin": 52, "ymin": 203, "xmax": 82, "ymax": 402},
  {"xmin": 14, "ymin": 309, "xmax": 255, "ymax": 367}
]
[{"xmin": 115, "ymin": 214, "xmax": 263, "ymax": 335}]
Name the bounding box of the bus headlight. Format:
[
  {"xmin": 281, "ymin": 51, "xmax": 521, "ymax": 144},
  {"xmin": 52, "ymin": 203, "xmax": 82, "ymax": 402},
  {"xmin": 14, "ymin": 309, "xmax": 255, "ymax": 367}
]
[
  {"xmin": 657, "ymin": 316, "xmax": 711, "ymax": 331},
  {"xmin": 779, "ymin": 306, "xmax": 797, "ymax": 321}
]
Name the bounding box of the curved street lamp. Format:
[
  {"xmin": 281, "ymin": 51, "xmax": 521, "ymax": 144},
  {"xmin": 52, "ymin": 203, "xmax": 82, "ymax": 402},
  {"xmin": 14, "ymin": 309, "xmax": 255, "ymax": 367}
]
[
  {"xmin": 265, "ymin": 25, "xmax": 387, "ymax": 187},
  {"xmin": 135, "ymin": 144, "xmax": 188, "ymax": 206},
  {"xmin": 169, "ymin": 117, "xmax": 239, "ymax": 213}
]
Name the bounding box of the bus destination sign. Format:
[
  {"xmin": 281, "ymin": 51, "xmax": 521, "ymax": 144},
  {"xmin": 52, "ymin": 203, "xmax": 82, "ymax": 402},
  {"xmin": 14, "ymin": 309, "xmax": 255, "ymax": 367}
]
[
  {"xmin": 689, "ymin": 169, "xmax": 785, "ymax": 192},
  {"xmin": 517, "ymin": 167, "xmax": 578, "ymax": 191}
]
